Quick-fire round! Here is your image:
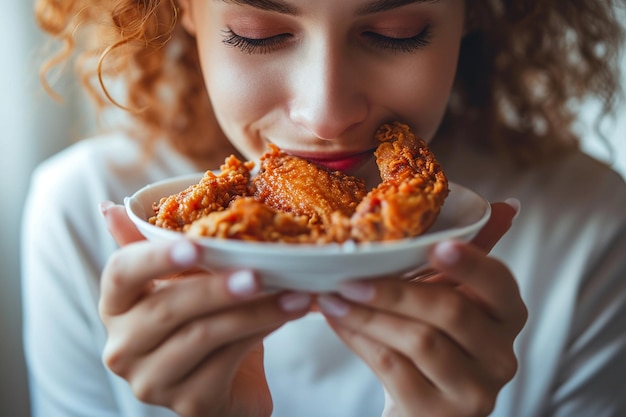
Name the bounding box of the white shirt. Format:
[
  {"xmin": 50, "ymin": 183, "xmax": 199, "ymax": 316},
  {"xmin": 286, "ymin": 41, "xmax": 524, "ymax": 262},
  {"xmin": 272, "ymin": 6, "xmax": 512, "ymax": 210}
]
[{"xmin": 21, "ymin": 133, "xmax": 626, "ymax": 417}]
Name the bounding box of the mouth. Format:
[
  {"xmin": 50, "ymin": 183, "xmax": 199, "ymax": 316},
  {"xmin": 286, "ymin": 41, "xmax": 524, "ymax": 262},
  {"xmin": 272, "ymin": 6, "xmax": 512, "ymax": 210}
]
[{"xmin": 285, "ymin": 148, "xmax": 376, "ymax": 173}]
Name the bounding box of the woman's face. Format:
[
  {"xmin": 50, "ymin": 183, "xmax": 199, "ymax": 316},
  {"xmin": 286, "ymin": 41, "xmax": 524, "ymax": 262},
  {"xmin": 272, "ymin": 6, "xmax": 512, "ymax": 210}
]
[{"xmin": 180, "ymin": 0, "xmax": 465, "ymax": 181}]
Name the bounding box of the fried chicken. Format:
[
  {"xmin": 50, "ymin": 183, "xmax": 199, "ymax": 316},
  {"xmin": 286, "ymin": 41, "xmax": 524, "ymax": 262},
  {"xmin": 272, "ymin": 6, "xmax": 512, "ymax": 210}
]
[
  {"xmin": 350, "ymin": 121, "xmax": 449, "ymax": 241},
  {"xmin": 253, "ymin": 144, "xmax": 368, "ymax": 228},
  {"xmin": 149, "ymin": 155, "xmax": 255, "ymax": 230},
  {"xmin": 185, "ymin": 197, "xmax": 320, "ymax": 243},
  {"xmin": 149, "ymin": 122, "xmax": 448, "ymax": 243}
]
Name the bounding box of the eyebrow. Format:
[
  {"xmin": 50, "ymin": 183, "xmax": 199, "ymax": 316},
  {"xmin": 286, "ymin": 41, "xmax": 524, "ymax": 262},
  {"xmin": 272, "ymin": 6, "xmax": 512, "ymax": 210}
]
[
  {"xmin": 355, "ymin": 0, "xmax": 441, "ymax": 15},
  {"xmin": 217, "ymin": 0, "xmax": 300, "ymax": 16},
  {"xmin": 218, "ymin": 0, "xmax": 439, "ymax": 16}
]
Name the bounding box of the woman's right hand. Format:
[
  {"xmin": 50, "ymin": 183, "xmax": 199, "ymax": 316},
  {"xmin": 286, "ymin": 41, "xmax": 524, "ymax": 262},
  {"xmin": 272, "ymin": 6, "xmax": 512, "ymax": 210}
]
[{"xmin": 98, "ymin": 203, "xmax": 312, "ymax": 417}]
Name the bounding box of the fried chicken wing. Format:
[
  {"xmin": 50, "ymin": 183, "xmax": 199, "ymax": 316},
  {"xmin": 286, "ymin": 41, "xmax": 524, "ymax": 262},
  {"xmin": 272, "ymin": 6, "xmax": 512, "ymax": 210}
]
[
  {"xmin": 253, "ymin": 144, "xmax": 368, "ymax": 228},
  {"xmin": 185, "ymin": 197, "xmax": 321, "ymax": 243},
  {"xmin": 350, "ymin": 121, "xmax": 449, "ymax": 241},
  {"xmin": 149, "ymin": 155, "xmax": 255, "ymax": 230}
]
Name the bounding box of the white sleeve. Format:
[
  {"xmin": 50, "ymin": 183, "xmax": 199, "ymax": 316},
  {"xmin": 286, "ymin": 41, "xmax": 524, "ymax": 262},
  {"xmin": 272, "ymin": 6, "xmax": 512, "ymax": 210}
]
[
  {"xmin": 487, "ymin": 158, "xmax": 626, "ymax": 417},
  {"xmin": 542, "ymin": 222, "xmax": 626, "ymax": 417},
  {"xmin": 21, "ymin": 161, "xmax": 177, "ymax": 417},
  {"xmin": 21, "ymin": 166, "xmax": 121, "ymax": 416}
]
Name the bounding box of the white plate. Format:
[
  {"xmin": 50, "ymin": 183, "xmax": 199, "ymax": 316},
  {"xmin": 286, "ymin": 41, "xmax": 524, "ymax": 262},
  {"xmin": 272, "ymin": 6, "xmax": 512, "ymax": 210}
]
[{"xmin": 125, "ymin": 174, "xmax": 491, "ymax": 292}]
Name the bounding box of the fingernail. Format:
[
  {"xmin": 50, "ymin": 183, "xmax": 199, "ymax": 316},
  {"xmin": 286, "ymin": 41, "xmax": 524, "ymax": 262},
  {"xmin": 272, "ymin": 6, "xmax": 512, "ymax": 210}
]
[
  {"xmin": 317, "ymin": 295, "xmax": 349, "ymax": 317},
  {"xmin": 504, "ymin": 198, "xmax": 521, "ymax": 220},
  {"xmin": 279, "ymin": 293, "xmax": 312, "ymax": 312},
  {"xmin": 338, "ymin": 281, "xmax": 375, "ymax": 302},
  {"xmin": 227, "ymin": 270, "xmax": 258, "ymax": 297},
  {"xmin": 99, "ymin": 201, "xmax": 115, "ymax": 216},
  {"xmin": 170, "ymin": 240, "xmax": 198, "ymax": 267},
  {"xmin": 433, "ymin": 240, "xmax": 461, "ymax": 267}
]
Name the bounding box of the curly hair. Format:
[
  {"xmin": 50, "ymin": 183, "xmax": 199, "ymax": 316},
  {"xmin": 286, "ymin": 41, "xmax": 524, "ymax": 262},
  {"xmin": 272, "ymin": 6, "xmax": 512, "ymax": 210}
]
[{"xmin": 35, "ymin": 0, "xmax": 625, "ymax": 165}]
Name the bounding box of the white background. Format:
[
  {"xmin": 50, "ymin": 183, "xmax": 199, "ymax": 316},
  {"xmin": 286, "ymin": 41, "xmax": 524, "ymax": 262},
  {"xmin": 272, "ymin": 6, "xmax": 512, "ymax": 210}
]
[{"xmin": 1, "ymin": 3, "xmax": 624, "ymax": 416}]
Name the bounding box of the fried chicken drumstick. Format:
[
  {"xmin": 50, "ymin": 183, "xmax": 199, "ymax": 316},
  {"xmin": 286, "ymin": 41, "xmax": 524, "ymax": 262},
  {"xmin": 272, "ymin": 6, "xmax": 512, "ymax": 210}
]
[
  {"xmin": 149, "ymin": 122, "xmax": 448, "ymax": 243},
  {"xmin": 350, "ymin": 121, "xmax": 449, "ymax": 241}
]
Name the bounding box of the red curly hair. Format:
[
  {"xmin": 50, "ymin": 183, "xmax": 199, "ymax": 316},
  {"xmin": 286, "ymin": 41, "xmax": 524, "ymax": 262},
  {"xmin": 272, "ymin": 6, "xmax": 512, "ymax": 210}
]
[{"xmin": 35, "ymin": 0, "xmax": 625, "ymax": 165}]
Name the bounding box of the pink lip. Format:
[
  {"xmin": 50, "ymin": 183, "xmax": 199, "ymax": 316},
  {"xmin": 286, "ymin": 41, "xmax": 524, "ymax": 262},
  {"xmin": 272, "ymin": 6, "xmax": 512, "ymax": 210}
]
[{"xmin": 286, "ymin": 149, "xmax": 375, "ymax": 173}]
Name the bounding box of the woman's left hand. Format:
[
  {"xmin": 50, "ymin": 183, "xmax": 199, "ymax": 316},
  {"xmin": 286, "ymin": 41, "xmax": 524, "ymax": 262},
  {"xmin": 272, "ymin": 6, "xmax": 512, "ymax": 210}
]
[{"xmin": 317, "ymin": 202, "xmax": 527, "ymax": 417}]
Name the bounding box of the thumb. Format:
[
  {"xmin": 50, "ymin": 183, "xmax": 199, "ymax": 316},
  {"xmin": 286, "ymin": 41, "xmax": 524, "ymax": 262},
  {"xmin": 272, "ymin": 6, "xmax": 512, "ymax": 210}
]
[
  {"xmin": 99, "ymin": 201, "xmax": 146, "ymax": 246},
  {"xmin": 470, "ymin": 199, "xmax": 520, "ymax": 254}
]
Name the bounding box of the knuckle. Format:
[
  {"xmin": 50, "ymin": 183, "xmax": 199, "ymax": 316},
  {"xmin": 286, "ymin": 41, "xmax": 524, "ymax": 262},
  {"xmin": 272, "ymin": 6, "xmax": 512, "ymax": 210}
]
[
  {"xmin": 463, "ymin": 385, "xmax": 497, "ymax": 417},
  {"xmin": 493, "ymin": 349, "xmax": 519, "ymax": 384},
  {"xmin": 405, "ymin": 324, "xmax": 439, "ymax": 355},
  {"xmin": 179, "ymin": 318, "xmax": 216, "ymax": 344},
  {"xmin": 439, "ymin": 292, "xmax": 469, "ymax": 329},
  {"xmin": 102, "ymin": 341, "xmax": 129, "ymax": 376},
  {"xmin": 383, "ymin": 282, "xmax": 406, "ymax": 306},
  {"xmin": 347, "ymin": 304, "xmax": 378, "ymax": 329},
  {"xmin": 132, "ymin": 378, "xmax": 160, "ymax": 404},
  {"xmin": 146, "ymin": 296, "xmax": 177, "ymax": 327},
  {"xmin": 369, "ymin": 342, "xmax": 401, "ymax": 373},
  {"xmin": 105, "ymin": 252, "xmax": 126, "ymax": 288},
  {"xmin": 517, "ymin": 301, "xmax": 529, "ymax": 330},
  {"xmin": 176, "ymin": 400, "xmax": 221, "ymax": 417}
]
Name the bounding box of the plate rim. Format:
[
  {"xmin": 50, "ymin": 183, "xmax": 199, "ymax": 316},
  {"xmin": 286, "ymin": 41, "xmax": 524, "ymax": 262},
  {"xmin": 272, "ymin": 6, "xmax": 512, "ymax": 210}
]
[{"xmin": 125, "ymin": 174, "xmax": 491, "ymax": 256}]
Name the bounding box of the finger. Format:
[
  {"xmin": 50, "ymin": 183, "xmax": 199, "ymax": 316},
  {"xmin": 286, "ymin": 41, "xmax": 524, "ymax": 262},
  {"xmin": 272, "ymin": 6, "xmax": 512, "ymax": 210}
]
[
  {"xmin": 105, "ymin": 277, "xmax": 311, "ymax": 370},
  {"xmin": 326, "ymin": 311, "xmax": 499, "ymax": 416},
  {"xmin": 100, "ymin": 239, "xmax": 202, "ymax": 317},
  {"xmin": 174, "ymin": 335, "xmax": 270, "ymax": 417},
  {"xmin": 332, "ymin": 279, "xmax": 506, "ymax": 359},
  {"xmin": 471, "ymin": 200, "xmax": 519, "ymax": 254},
  {"xmin": 401, "ymin": 199, "xmax": 520, "ymax": 284},
  {"xmin": 127, "ymin": 332, "xmax": 267, "ymax": 414},
  {"xmin": 179, "ymin": 336, "xmax": 271, "ymax": 417},
  {"xmin": 328, "ymin": 324, "xmax": 442, "ymax": 414},
  {"xmin": 132, "ymin": 304, "xmax": 290, "ymax": 389},
  {"xmin": 100, "ymin": 201, "xmax": 146, "ymax": 246},
  {"xmin": 429, "ymin": 240, "xmax": 527, "ymax": 329},
  {"xmin": 103, "ymin": 268, "xmax": 262, "ymax": 360}
]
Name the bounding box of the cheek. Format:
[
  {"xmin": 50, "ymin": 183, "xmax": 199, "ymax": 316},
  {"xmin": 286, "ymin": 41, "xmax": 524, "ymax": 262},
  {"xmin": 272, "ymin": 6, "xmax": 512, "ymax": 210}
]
[
  {"xmin": 193, "ymin": 30, "xmax": 283, "ymax": 157},
  {"xmin": 383, "ymin": 24, "xmax": 463, "ymax": 141},
  {"xmin": 190, "ymin": 12, "xmax": 277, "ymax": 159},
  {"xmin": 398, "ymin": 51, "xmax": 459, "ymax": 140},
  {"xmin": 203, "ymin": 54, "xmax": 273, "ymax": 127}
]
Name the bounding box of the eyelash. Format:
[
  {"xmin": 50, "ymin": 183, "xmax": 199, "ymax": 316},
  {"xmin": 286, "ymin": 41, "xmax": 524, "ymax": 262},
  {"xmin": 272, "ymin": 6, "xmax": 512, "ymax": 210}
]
[
  {"xmin": 363, "ymin": 26, "xmax": 433, "ymax": 53},
  {"xmin": 222, "ymin": 30, "xmax": 292, "ymax": 54},
  {"xmin": 221, "ymin": 25, "xmax": 433, "ymax": 55}
]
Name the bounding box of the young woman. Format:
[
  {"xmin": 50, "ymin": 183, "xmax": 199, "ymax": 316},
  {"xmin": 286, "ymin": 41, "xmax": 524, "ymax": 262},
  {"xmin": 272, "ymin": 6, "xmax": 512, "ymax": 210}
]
[{"xmin": 24, "ymin": 0, "xmax": 625, "ymax": 416}]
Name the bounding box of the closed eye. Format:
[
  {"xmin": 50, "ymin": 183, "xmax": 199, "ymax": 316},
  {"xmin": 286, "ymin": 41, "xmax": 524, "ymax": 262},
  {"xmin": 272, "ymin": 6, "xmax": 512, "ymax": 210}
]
[
  {"xmin": 362, "ymin": 25, "xmax": 433, "ymax": 53},
  {"xmin": 222, "ymin": 29, "xmax": 293, "ymax": 54}
]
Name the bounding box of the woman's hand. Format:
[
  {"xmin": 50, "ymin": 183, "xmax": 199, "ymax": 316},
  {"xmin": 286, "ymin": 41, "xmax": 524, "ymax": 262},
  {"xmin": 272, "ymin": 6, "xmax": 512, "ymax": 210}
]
[
  {"xmin": 317, "ymin": 201, "xmax": 527, "ymax": 417},
  {"xmin": 98, "ymin": 203, "xmax": 312, "ymax": 417}
]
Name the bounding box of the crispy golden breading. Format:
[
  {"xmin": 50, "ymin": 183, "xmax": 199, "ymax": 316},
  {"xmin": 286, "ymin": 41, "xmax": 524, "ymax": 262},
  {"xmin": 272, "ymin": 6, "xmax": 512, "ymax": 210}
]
[
  {"xmin": 150, "ymin": 122, "xmax": 448, "ymax": 243},
  {"xmin": 185, "ymin": 197, "xmax": 321, "ymax": 243},
  {"xmin": 253, "ymin": 144, "xmax": 368, "ymax": 227},
  {"xmin": 350, "ymin": 121, "xmax": 449, "ymax": 241},
  {"xmin": 149, "ymin": 155, "xmax": 255, "ymax": 230}
]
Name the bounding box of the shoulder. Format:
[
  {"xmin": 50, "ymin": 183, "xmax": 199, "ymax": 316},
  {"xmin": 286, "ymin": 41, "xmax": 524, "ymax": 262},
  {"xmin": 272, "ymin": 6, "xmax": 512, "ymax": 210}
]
[
  {"xmin": 520, "ymin": 151, "xmax": 626, "ymax": 235},
  {"xmin": 535, "ymin": 151, "xmax": 626, "ymax": 208},
  {"xmin": 503, "ymin": 150, "xmax": 626, "ymax": 250},
  {"xmin": 442, "ymin": 143, "xmax": 626, "ymax": 277},
  {"xmin": 23, "ymin": 134, "xmax": 144, "ymax": 270},
  {"xmin": 28, "ymin": 132, "xmax": 198, "ymax": 209},
  {"xmin": 442, "ymin": 144, "xmax": 626, "ymax": 226},
  {"xmin": 23, "ymin": 132, "xmax": 198, "ymax": 264},
  {"xmin": 30, "ymin": 133, "xmax": 143, "ymax": 201}
]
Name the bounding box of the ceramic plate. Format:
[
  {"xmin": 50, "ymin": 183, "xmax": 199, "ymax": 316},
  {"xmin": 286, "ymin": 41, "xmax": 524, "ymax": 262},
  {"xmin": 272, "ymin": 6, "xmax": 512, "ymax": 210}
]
[{"xmin": 125, "ymin": 174, "xmax": 491, "ymax": 291}]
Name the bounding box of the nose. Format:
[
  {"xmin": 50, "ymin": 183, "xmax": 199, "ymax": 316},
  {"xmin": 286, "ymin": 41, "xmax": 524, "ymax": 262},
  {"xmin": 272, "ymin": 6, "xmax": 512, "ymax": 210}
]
[{"xmin": 289, "ymin": 40, "xmax": 368, "ymax": 140}]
